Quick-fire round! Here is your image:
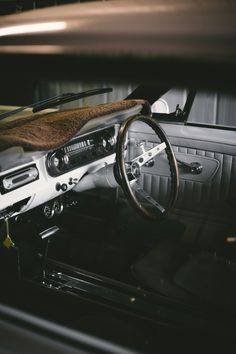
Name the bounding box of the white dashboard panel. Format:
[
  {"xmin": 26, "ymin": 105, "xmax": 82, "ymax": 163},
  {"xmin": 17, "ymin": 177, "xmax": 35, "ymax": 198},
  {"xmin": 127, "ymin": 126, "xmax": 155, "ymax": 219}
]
[
  {"xmin": 0, "ymin": 103, "xmax": 144, "ymax": 218},
  {"xmin": 0, "ymin": 127, "xmax": 117, "ymax": 218}
]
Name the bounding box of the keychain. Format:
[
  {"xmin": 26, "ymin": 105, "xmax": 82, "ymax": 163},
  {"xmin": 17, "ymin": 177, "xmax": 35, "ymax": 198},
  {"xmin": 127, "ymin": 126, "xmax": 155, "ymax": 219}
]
[{"xmin": 3, "ymin": 218, "xmax": 15, "ymax": 249}]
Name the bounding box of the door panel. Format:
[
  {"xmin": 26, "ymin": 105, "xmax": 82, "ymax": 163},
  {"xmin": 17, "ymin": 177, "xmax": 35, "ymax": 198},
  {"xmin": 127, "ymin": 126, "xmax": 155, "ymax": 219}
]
[
  {"xmin": 128, "ymin": 122, "xmax": 236, "ymax": 220},
  {"xmin": 140, "ymin": 150, "xmax": 220, "ymax": 183}
]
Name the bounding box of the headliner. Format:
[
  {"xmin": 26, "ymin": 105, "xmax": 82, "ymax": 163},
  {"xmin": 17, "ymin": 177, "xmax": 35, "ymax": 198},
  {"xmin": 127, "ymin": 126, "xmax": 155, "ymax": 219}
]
[
  {"xmin": 0, "ymin": 0, "xmax": 235, "ymax": 61},
  {"xmin": 0, "ymin": 0, "xmax": 236, "ymax": 88}
]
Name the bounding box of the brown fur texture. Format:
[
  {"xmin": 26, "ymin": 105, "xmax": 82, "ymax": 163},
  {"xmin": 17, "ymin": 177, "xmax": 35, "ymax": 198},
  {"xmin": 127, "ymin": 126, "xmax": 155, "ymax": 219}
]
[{"xmin": 0, "ymin": 100, "xmax": 150, "ymax": 152}]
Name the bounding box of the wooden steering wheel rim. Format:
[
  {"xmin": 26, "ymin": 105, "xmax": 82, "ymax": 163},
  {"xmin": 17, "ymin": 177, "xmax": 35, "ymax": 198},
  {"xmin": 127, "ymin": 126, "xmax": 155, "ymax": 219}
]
[{"xmin": 116, "ymin": 115, "xmax": 179, "ymax": 220}]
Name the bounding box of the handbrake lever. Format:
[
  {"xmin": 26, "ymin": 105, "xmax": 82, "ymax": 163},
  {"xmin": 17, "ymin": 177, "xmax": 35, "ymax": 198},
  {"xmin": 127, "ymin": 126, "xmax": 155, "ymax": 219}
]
[{"xmin": 39, "ymin": 226, "xmax": 60, "ymax": 240}]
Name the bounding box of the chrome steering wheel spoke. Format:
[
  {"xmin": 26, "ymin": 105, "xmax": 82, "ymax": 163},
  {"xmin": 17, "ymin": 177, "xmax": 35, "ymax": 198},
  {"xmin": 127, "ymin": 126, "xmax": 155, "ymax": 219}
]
[
  {"xmin": 131, "ymin": 142, "xmax": 166, "ymax": 168},
  {"xmin": 132, "ymin": 182, "xmax": 166, "ymax": 214}
]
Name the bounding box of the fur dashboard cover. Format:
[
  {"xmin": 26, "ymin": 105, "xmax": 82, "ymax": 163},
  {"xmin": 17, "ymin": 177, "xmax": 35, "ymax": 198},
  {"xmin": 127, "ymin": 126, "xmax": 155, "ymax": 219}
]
[{"xmin": 0, "ymin": 100, "xmax": 150, "ymax": 152}]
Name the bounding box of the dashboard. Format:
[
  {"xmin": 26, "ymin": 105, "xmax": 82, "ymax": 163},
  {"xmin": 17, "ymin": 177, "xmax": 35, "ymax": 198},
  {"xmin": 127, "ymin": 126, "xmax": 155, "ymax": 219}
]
[{"xmin": 0, "ymin": 124, "xmax": 119, "ymax": 220}]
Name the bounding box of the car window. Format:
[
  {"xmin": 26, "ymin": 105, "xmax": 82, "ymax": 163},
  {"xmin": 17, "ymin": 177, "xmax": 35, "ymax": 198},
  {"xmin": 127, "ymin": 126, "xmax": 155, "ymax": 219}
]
[
  {"xmin": 187, "ymin": 91, "xmax": 236, "ymax": 128},
  {"xmin": 152, "ymin": 88, "xmax": 236, "ymax": 129}
]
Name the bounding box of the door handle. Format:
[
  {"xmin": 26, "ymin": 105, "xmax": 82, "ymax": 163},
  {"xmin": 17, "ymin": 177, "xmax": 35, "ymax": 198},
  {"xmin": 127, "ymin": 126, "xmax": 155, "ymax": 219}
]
[{"xmin": 176, "ymin": 159, "xmax": 203, "ymax": 174}]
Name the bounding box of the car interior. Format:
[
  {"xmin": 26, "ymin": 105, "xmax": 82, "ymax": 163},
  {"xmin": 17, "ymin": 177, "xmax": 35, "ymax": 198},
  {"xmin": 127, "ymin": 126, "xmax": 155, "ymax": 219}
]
[
  {"xmin": 0, "ymin": 78, "xmax": 236, "ymax": 352},
  {"xmin": 0, "ymin": 1, "xmax": 236, "ymax": 351}
]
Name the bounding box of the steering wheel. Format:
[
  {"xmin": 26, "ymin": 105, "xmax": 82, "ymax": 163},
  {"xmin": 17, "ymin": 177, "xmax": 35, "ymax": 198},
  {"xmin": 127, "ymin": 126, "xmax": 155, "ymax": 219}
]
[{"xmin": 116, "ymin": 115, "xmax": 179, "ymax": 220}]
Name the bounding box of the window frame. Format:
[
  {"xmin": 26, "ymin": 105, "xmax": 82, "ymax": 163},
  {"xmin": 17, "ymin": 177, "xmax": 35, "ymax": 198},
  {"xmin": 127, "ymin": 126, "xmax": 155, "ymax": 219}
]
[{"xmin": 153, "ymin": 89, "xmax": 236, "ymax": 131}]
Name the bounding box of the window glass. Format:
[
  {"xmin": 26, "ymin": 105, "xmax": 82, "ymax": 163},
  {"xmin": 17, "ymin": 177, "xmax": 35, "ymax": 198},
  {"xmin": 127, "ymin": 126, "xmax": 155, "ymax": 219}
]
[
  {"xmin": 154, "ymin": 88, "xmax": 236, "ymax": 129},
  {"xmin": 188, "ymin": 91, "xmax": 236, "ymax": 128},
  {"xmin": 34, "ymin": 81, "xmax": 136, "ymax": 109}
]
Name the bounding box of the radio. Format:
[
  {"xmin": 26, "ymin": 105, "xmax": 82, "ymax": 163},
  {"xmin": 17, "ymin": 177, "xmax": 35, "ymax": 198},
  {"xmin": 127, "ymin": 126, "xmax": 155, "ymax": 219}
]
[
  {"xmin": 0, "ymin": 165, "xmax": 39, "ymax": 194},
  {"xmin": 46, "ymin": 126, "xmax": 116, "ymax": 176}
]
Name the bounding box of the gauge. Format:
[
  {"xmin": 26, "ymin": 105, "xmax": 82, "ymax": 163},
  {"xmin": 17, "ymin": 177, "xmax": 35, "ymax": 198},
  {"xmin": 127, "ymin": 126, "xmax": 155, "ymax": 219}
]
[
  {"xmin": 52, "ymin": 199, "xmax": 64, "ymax": 215},
  {"xmin": 43, "ymin": 204, "xmax": 54, "ymax": 219},
  {"xmin": 98, "ymin": 131, "xmax": 116, "ymax": 153},
  {"xmin": 47, "ymin": 150, "xmax": 70, "ymax": 175}
]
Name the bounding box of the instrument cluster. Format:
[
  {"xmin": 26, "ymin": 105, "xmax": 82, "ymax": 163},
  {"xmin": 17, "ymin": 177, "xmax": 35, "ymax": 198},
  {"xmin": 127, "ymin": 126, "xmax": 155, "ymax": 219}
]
[{"xmin": 46, "ymin": 126, "xmax": 116, "ymax": 177}]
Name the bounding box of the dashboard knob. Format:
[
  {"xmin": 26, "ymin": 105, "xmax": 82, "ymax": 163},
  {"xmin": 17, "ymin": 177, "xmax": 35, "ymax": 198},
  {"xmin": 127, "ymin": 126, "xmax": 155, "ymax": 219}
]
[
  {"xmin": 56, "ymin": 182, "xmax": 68, "ymax": 192},
  {"xmin": 43, "ymin": 204, "xmax": 54, "ymax": 219}
]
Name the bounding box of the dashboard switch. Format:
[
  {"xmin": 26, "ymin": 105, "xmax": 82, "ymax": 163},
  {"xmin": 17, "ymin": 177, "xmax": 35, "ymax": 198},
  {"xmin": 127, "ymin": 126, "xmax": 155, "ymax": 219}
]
[{"xmin": 68, "ymin": 177, "xmax": 79, "ymax": 185}]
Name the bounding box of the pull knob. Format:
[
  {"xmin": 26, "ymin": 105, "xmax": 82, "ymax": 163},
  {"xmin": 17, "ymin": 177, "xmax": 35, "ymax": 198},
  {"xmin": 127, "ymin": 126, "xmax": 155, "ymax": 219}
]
[{"xmin": 56, "ymin": 182, "xmax": 68, "ymax": 192}]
